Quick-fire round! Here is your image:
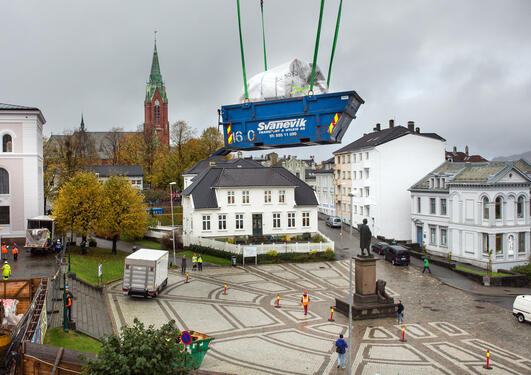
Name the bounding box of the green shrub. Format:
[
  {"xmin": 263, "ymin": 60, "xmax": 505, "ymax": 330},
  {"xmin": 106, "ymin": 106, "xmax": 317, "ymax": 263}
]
[
  {"xmin": 310, "ymin": 234, "xmax": 326, "ymax": 243},
  {"xmin": 511, "ymin": 263, "xmax": 531, "ymax": 281},
  {"xmin": 266, "ymin": 250, "xmax": 278, "ymax": 257},
  {"xmin": 446, "ymin": 251, "xmax": 452, "ymax": 262},
  {"xmin": 324, "ymin": 248, "xmax": 334, "ymax": 260}
]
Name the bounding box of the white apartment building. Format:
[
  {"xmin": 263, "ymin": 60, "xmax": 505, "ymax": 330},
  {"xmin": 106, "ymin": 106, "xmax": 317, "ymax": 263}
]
[
  {"xmin": 334, "ymin": 120, "xmax": 446, "ymax": 240},
  {"xmin": 410, "ymin": 160, "xmax": 531, "ymax": 271},
  {"xmin": 87, "ymin": 165, "xmax": 144, "ymax": 190},
  {"xmin": 182, "ymin": 165, "xmax": 319, "ymax": 239},
  {"xmin": 0, "ymin": 103, "xmax": 46, "ymax": 238},
  {"xmin": 315, "ymin": 168, "xmax": 335, "ymax": 216}
]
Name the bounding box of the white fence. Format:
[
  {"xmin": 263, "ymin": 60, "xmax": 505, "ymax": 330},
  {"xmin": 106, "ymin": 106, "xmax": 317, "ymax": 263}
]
[{"xmin": 183, "ymin": 232, "xmax": 334, "ymax": 255}]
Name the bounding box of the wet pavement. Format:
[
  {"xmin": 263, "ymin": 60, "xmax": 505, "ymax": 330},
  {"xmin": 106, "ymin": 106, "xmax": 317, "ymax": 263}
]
[{"xmin": 4, "ymin": 246, "xmax": 58, "ymax": 279}]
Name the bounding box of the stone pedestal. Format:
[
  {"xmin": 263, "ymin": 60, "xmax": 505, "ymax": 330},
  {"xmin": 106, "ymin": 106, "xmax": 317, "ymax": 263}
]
[{"xmin": 335, "ymin": 256, "xmax": 397, "ymax": 320}]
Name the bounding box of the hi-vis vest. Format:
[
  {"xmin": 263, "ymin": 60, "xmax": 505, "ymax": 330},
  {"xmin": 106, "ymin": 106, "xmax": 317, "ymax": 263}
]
[
  {"xmin": 12, "ymin": 247, "xmax": 18, "ymax": 254},
  {"xmin": 198, "ymin": 256, "xmax": 203, "ymax": 263},
  {"xmin": 1, "ymin": 246, "xmax": 7, "ymax": 254},
  {"xmin": 2, "ymin": 265, "xmax": 11, "ymax": 277},
  {"xmin": 302, "ymin": 295, "xmax": 309, "ymax": 306},
  {"xmin": 66, "ymin": 295, "xmax": 72, "ymax": 307},
  {"xmin": 192, "ymin": 256, "xmax": 197, "ymax": 263}
]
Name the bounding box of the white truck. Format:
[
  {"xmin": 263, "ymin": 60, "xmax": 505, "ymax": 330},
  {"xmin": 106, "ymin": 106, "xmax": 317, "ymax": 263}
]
[
  {"xmin": 122, "ymin": 249, "xmax": 169, "ymax": 298},
  {"xmin": 513, "ymin": 295, "xmax": 531, "ymax": 323}
]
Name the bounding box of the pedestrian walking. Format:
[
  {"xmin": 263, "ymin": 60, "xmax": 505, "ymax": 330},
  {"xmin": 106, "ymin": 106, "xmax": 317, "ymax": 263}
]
[
  {"xmin": 1, "ymin": 243, "xmax": 7, "ymax": 261},
  {"xmin": 397, "ymin": 299, "xmax": 404, "ymax": 324},
  {"xmin": 335, "ymin": 334, "xmax": 348, "ymax": 369},
  {"xmin": 11, "ymin": 243, "xmax": 18, "ymax": 261},
  {"xmin": 2, "ymin": 261, "xmax": 11, "ymax": 281},
  {"xmin": 198, "ymin": 254, "xmax": 203, "ymax": 271},
  {"xmin": 192, "ymin": 253, "xmax": 198, "ymax": 271},
  {"xmin": 181, "ymin": 255, "xmax": 187, "ymax": 273},
  {"xmin": 422, "ymin": 257, "xmax": 432, "ymax": 274},
  {"xmin": 301, "ymin": 291, "xmax": 310, "ymax": 315},
  {"xmin": 359, "ymin": 218, "xmax": 372, "ymax": 256},
  {"xmin": 55, "ymin": 239, "xmax": 62, "ymax": 253},
  {"xmin": 132, "ymin": 245, "xmax": 137, "ymax": 252},
  {"xmin": 65, "ymin": 286, "xmax": 73, "ymax": 321}
]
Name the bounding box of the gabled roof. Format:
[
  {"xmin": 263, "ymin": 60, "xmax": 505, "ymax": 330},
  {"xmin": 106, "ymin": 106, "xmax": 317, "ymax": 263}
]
[
  {"xmin": 183, "ymin": 166, "xmax": 318, "ymax": 209},
  {"xmin": 184, "ymin": 157, "xmax": 263, "ymax": 175},
  {"xmin": 0, "ymin": 103, "xmax": 46, "ymax": 123},
  {"xmin": 445, "ymin": 150, "xmax": 487, "ymax": 162},
  {"xmin": 87, "ymin": 165, "xmax": 144, "ymax": 177},
  {"xmin": 334, "ymin": 126, "xmax": 444, "ymax": 154}
]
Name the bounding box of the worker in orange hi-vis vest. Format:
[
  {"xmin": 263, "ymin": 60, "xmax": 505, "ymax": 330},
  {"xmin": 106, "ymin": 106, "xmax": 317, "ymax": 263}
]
[
  {"xmin": 301, "ymin": 291, "xmax": 310, "ymax": 315},
  {"xmin": 1, "ymin": 242, "xmax": 7, "ymax": 261},
  {"xmin": 11, "ymin": 242, "xmax": 19, "ymax": 261}
]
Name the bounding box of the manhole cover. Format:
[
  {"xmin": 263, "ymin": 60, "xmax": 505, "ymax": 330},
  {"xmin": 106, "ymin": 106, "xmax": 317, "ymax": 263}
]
[
  {"xmin": 319, "ymin": 266, "xmax": 326, "ymax": 269},
  {"xmin": 475, "ymin": 306, "xmax": 485, "ymax": 309}
]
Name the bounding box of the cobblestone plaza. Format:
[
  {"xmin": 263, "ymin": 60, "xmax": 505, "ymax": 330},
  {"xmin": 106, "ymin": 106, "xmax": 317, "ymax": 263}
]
[{"xmin": 106, "ymin": 260, "xmax": 530, "ymax": 375}]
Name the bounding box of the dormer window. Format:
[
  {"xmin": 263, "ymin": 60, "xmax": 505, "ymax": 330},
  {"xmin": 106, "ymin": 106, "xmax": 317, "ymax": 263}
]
[{"xmin": 2, "ymin": 134, "xmax": 12, "ymax": 152}]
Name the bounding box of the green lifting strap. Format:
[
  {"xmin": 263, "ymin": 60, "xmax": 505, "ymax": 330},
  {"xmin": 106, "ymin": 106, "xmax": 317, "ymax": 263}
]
[
  {"xmin": 327, "ymin": 0, "xmax": 343, "ymax": 87},
  {"xmin": 310, "ymin": 0, "xmax": 326, "ymax": 93},
  {"xmin": 236, "ymin": 0, "xmax": 249, "ymax": 99},
  {"xmin": 260, "ymin": 0, "xmax": 268, "ymax": 71}
]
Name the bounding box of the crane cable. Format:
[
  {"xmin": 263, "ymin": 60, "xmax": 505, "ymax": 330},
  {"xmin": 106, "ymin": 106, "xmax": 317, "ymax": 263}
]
[
  {"xmin": 309, "ymin": 0, "xmax": 326, "ymax": 93},
  {"xmin": 327, "ymin": 0, "xmax": 343, "ymax": 88},
  {"xmin": 260, "ymin": 0, "xmax": 268, "ymax": 71},
  {"xmin": 236, "ymin": 0, "xmax": 249, "ymax": 100}
]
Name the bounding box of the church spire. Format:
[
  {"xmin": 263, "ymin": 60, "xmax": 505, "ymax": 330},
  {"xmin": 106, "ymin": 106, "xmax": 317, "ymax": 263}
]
[
  {"xmin": 149, "ymin": 31, "xmax": 162, "ymax": 85},
  {"xmin": 80, "ymin": 113, "xmax": 85, "ymax": 131}
]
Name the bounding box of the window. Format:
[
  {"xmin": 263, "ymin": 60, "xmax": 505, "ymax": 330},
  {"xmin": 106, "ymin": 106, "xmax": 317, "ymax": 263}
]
[
  {"xmin": 495, "ymin": 197, "xmax": 502, "ymax": 219},
  {"xmin": 347, "ymin": 155, "xmax": 351, "ymax": 163},
  {"xmin": 302, "ymin": 212, "xmax": 310, "ymax": 227},
  {"xmin": 273, "ymin": 213, "xmax": 281, "ymax": 228},
  {"xmin": 358, "ymin": 153, "xmax": 362, "ymax": 161},
  {"xmin": 495, "ymin": 233, "xmax": 503, "ymax": 255},
  {"xmin": 430, "ymin": 226, "xmax": 436, "ymax": 244},
  {"xmin": 279, "ymin": 190, "xmax": 285, "ymax": 203},
  {"xmin": 365, "ymin": 187, "xmax": 369, "ymax": 197},
  {"xmin": 518, "ymin": 232, "xmax": 526, "ymax": 253},
  {"xmin": 242, "ymin": 191, "xmax": 249, "ymax": 204},
  {"xmin": 218, "ymin": 214, "xmax": 226, "ymax": 230},
  {"xmin": 354, "ymin": 205, "xmax": 357, "ymax": 214},
  {"xmin": 288, "ymin": 212, "xmax": 295, "ymax": 227},
  {"xmin": 359, "ymin": 170, "xmax": 363, "ymax": 179},
  {"xmin": 482, "ymin": 233, "xmax": 489, "ymax": 254},
  {"xmin": 0, "ymin": 206, "xmax": 9, "ymax": 224},
  {"xmin": 335, "ymin": 156, "xmax": 340, "ymax": 164},
  {"xmin": 430, "ymin": 198, "xmax": 436, "ymax": 214},
  {"xmin": 202, "ymin": 215, "xmax": 211, "ymax": 231},
  {"xmin": 483, "ymin": 197, "xmax": 489, "ymax": 219},
  {"xmin": 440, "ymin": 227, "xmax": 447, "ymax": 247},
  {"xmin": 417, "ymin": 197, "xmax": 421, "ymax": 213},
  {"xmin": 227, "ymin": 191, "xmax": 235, "ymax": 204},
  {"xmin": 440, "ymin": 199, "xmax": 447, "ymax": 215},
  {"xmin": 154, "ymin": 99, "xmax": 160, "ymax": 121},
  {"xmin": 517, "ymin": 196, "xmax": 524, "ymax": 218},
  {"xmin": 0, "ymin": 169, "xmax": 8, "ymax": 194},
  {"xmin": 342, "ymin": 171, "xmax": 346, "ymax": 179},
  {"xmin": 236, "ymin": 214, "xmax": 244, "ymax": 229},
  {"xmin": 264, "ymin": 190, "xmax": 271, "ymax": 203},
  {"xmin": 2, "ymin": 135, "xmax": 12, "ymax": 152},
  {"xmin": 366, "ymin": 206, "xmax": 370, "ymax": 217},
  {"xmin": 365, "ymin": 152, "xmax": 369, "ymax": 160},
  {"xmin": 359, "ymin": 188, "xmax": 362, "ymax": 197},
  {"xmin": 365, "ymin": 169, "xmax": 369, "ymax": 179},
  {"xmin": 348, "ymin": 171, "xmax": 351, "ymax": 180},
  {"xmin": 352, "ymin": 154, "xmax": 356, "ymax": 163},
  {"xmin": 360, "ymin": 206, "xmax": 364, "ymax": 216}
]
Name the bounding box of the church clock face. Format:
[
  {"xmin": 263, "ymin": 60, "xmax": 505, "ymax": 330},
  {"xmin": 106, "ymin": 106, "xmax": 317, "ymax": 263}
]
[{"xmin": 154, "ymin": 99, "xmax": 160, "ymax": 106}]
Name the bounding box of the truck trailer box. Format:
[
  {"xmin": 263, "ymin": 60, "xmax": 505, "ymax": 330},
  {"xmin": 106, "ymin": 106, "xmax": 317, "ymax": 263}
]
[{"xmin": 123, "ymin": 249, "xmax": 169, "ymax": 297}]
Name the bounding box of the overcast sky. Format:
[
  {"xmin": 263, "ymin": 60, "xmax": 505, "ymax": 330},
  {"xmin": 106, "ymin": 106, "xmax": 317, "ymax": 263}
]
[{"xmin": 1, "ymin": 0, "xmax": 530, "ymax": 162}]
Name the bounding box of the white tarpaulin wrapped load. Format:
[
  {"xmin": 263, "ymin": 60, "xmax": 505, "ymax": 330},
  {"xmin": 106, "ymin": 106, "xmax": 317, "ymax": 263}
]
[
  {"xmin": 240, "ymin": 58, "xmax": 328, "ymax": 103},
  {"xmin": 25, "ymin": 228, "xmax": 50, "ymax": 247}
]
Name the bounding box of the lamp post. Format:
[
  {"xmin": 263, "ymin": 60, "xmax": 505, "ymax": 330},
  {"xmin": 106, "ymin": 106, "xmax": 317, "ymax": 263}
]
[
  {"xmin": 67, "ymin": 241, "xmax": 71, "ymax": 273},
  {"xmin": 60, "ymin": 257, "xmax": 69, "ymax": 332},
  {"xmin": 348, "ymin": 191, "xmax": 354, "ymax": 375},
  {"xmin": 169, "ymin": 182, "xmax": 177, "ymax": 266}
]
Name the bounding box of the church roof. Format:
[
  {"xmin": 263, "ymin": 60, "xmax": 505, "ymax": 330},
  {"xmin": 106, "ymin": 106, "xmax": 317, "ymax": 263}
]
[{"xmin": 145, "ymin": 41, "xmax": 167, "ymax": 103}]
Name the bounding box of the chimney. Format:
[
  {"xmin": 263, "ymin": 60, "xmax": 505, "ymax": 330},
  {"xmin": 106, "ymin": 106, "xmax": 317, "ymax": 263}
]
[
  {"xmin": 415, "ymin": 127, "xmax": 420, "ymax": 134},
  {"xmin": 453, "ymin": 146, "xmax": 457, "ymax": 154},
  {"xmin": 407, "ymin": 121, "xmax": 415, "ymax": 132},
  {"xmin": 465, "ymin": 145, "xmax": 469, "ymax": 156},
  {"xmin": 389, "ymin": 119, "xmax": 394, "ymax": 128},
  {"xmin": 237, "ymin": 151, "xmax": 243, "ymax": 159},
  {"xmin": 374, "ymin": 123, "xmax": 381, "ymax": 131}
]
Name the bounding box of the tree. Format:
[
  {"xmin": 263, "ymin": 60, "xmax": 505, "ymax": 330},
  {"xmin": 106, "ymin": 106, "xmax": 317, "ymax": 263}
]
[
  {"xmin": 43, "ymin": 137, "xmax": 61, "ymax": 212},
  {"xmin": 97, "ymin": 176, "xmax": 149, "ymax": 254},
  {"xmin": 53, "ymin": 172, "xmax": 102, "ymax": 251},
  {"xmin": 102, "ymin": 127, "xmax": 124, "ymax": 165},
  {"xmin": 170, "ymin": 121, "xmax": 194, "ymax": 161},
  {"xmin": 117, "ymin": 133, "xmax": 145, "ymax": 166},
  {"xmin": 199, "ymin": 126, "xmax": 224, "ymax": 156},
  {"xmin": 83, "ymin": 318, "xmax": 189, "ymax": 375}
]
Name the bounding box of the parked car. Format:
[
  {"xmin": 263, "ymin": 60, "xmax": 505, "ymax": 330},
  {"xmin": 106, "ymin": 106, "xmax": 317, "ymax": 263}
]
[
  {"xmin": 384, "ymin": 245, "xmax": 410, "ymax": 265},
  {"xmin": 326, "ymin": 216, "xmax": 342, "ymax": 228},
  {"xmin": 513, "ymin": 295, "xmax": 531, "ymax": 323},
  {"xmin": 371, "ymin": 241, "xmax": 390, "ymax": 255}
]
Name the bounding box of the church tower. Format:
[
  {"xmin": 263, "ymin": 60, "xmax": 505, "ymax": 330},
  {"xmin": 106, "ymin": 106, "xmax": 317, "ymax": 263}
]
[{"xmin": 144, "ymin": 37, "xmax": 169, "ymax": 145}]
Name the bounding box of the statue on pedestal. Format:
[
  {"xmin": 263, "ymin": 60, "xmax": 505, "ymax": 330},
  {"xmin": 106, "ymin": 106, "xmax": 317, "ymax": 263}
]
[{"xmin": 359, "ymin": 218, "xmax": 373, "ymax": 257}]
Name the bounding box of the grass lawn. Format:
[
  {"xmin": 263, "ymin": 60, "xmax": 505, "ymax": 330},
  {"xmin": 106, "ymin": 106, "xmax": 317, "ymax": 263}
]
[
  {"xmin": 70, "ymin": 246, "xmax": 127, "ymax": 285},
  {"xmin": 44, "ymin": 327, "xmax": 102, "ymax": 354},
  {"xmin": 177, "ymin": 251, "xmax": 230, "ymax": 266},
  {"xmin": 455, "ymin": 264, "xmax": 510, "ymax": 277}
]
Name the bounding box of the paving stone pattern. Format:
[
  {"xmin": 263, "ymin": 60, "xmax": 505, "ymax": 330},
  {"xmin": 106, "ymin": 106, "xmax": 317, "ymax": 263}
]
[{"xmin": 106, "ymin": 261, "xmax": 531, "ymax": 375}]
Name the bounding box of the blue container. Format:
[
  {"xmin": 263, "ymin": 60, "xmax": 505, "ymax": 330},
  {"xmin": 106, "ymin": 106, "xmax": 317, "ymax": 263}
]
[{"xmin": 218, "ymin": 90, "xmax": 364, "ymax": 152}]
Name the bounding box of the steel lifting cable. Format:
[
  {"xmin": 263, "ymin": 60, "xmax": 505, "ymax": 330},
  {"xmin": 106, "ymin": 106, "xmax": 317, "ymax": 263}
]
[
  {"xmin": 309, "ymin": 0, "xmax": 326, "ymax": 94},
  {"xmin": 327, "ymin": 0, "xmax": 343, "ymax": 87},
  {"xmin": 260, "ymin": 0, "xmax": 268, "ymax": 71},
  {"xmin": 236, "ymin": 0, "xmax": 249, "ymax": 100}
]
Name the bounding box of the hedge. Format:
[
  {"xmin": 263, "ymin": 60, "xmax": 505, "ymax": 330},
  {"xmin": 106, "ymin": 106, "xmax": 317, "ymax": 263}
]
[
  {"xmin": 511, "ymin": 263, "xmax": 531, "ymax": 283},
  {"xmin": 185, "ymin": 244, "xmax": 334, "ymax": 264}
]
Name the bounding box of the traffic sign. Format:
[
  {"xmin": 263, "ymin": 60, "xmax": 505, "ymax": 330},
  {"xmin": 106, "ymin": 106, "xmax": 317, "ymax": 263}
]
[{"xmin": 181, "ymin": 330, "xmax": 192, "ymax": 345}]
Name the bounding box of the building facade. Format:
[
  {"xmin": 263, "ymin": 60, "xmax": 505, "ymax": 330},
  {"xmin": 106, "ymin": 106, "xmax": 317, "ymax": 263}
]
[
  {"xmin": 0, "ymin": 104, "xmax": 45, "ymax": 238},
  {"xmin": 410, "ymin": 160, "xmax": 531, "ymax": 271},
  {"xmin": 315, "ymin": 158, "xmax": 335, "ymax": 216},
  {"xmin": 87, "ymin": 165, "xmax": 144, "ymax": 190},
  {"xmin": 334, "ymin": 120, "xmax": 446, "ymax": 240}
]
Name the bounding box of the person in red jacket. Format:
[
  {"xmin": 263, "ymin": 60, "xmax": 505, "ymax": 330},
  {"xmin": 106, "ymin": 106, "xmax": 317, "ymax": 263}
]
[
  {"xmin": 301, "ymin": 291, "xmax": 310, "ymax": 315},
  {"xmin": 11, "ymin": 242, "xmax": 18, "ymax": 261},
  {"xmin": 1, "ymin": 243, "xmax": 7, "ymax": 261}
]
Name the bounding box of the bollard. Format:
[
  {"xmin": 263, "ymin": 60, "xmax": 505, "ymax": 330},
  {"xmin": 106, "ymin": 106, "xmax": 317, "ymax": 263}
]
[
  {"xmin": 399, "ymin": 326, "xmax": 407, "ymax": 342},
  {"xmin": 483, "ymin": 349, "xmax": 492, "ymax": 370},
  {"xmin": 275, "ymin": 293, "xmax": 281, "ymax": 308},
  {"xmin": 328, "ymin": 306, "xmax": 335, "ymax": 322},
  {"xmin": 185, "ymin": 272, "xmax": 189, "ymax": 284},
  {"xmin": 224, "ymin": 283, "xmax": 227, "ymax": 295}
]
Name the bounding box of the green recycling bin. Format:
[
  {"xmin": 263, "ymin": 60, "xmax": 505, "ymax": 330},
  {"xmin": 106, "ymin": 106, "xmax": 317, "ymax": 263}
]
[{"xmin": 184, "ymin": 331, "xmax": 215, "ymax": 370}]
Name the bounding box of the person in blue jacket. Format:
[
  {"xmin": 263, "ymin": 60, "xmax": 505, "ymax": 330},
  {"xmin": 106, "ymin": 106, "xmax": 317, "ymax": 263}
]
[{"xmin": 335, "ymin": 334, "xmax": 348, "ymax": 369}]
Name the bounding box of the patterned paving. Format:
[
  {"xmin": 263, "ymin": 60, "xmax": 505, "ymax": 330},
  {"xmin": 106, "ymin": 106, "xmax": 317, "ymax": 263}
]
[{"xmin": 105, "ymin": 261, "xmax": 531, "ymax": 375}]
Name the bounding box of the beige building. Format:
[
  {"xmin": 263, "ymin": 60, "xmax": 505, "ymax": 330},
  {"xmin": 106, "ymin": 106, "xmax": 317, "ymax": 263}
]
[{"xmin": 333, "ymin": 152, "xmax": 352, "ymax": 223}]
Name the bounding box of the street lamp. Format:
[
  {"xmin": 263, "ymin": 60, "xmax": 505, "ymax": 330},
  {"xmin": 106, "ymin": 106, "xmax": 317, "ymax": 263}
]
[
  {"xmin": 169, "ymin": 182, "xmax": 177, "ymax": 267},
  {"xmin": 348, "ymin": 192, "xmax": 354, "ymax": 375},
  {"xmin": 60, "ymin": 257, "xmax": 69, "ymax": 332}
]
